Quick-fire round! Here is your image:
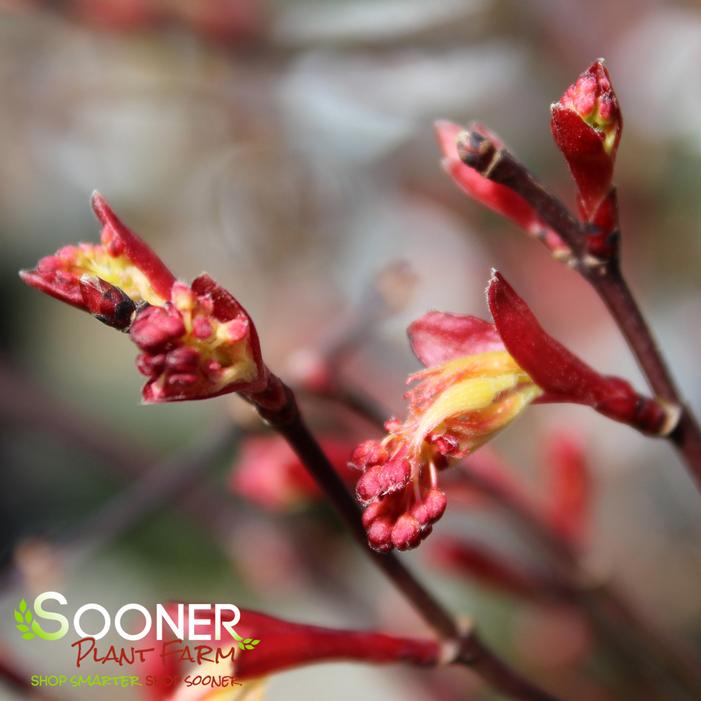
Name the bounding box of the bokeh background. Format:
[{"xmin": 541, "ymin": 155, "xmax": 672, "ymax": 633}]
[{"xmin": 1, "ymin": 0, "xmax": 701, "ymax": 699}]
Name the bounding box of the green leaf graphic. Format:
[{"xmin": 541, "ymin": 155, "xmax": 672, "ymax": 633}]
[
  {"xmin": 14, "ymin": 598, "xmax": 35, "ymax": 640},
  {"xmin": 238, "ymin": 638, "xmax": 260, "ymax": 651}
]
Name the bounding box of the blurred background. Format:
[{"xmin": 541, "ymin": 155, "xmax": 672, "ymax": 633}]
[{"xmin": 1, "ymin": 0, "xmax": 701, "ymax": 699}]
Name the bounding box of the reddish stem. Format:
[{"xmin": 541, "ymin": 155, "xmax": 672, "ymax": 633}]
[
  {"xmin": 456, "ymin": 457, "xmax": 701, "ymax": 698},
  {"xmin": 589, "ymin": 266, "xmax": 701, "ymax": 486}
]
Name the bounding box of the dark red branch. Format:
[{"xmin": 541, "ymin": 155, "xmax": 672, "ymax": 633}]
[
  {"xmin": 452, "ymin": 457, "xmax": 701, "ymax": 698},
  {"xmin": 589, "ymin": 266, "xmax": 701, "ymax": 484}
]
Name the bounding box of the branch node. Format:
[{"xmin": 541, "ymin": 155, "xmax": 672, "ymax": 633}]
[
  {"xmin": 438, "ymin": 618, "xmax": 473, "ymax": 666},
  {"xmin": 456, "ymin": 129, "xmax": 499, "ymax": 174},
  {"xmin": 581, "ymin": 253, "xmax": 610, "ymax": 274},
  {"xmin": 657, "ymin": 399, "xmax": 682, "ymax": 437}
]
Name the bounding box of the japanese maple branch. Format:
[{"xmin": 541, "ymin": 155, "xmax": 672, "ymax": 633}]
[
  {"xmin": 320, "ymin": 379, "xmax": 701, "ymax": 698},
  {"xmin": 245, "ymin": 375, "xmax": 559, "ymax": 701},
  {"xmin": 460, "ymin": 139, "xmax": 701, "ymax": 488}
]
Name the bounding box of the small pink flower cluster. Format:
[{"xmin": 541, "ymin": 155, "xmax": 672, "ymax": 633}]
[{"xmin": 351, "ymin": 438, "xmax": 447, "ymax": 552}]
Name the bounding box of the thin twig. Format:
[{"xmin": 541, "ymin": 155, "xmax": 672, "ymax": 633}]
[
  {"xmin": 0, "ymin": 424, "xmax": 239, "ymax": 598},
  {"xmin": 452, "ymin": 462, "xmax": 701, "ymax": 700},
  {"xmin": 588, "ymin": 268, "xmax": 701, "ymax": 485},
  {"xmin": 57, "ymin": 423, "xmax": 239, "ymax": 564},
  {"xmin": 298, "ymin": 381, "xmax": 389, "ymax": 429},
  {"xmin": 0, "ymin": 356, "xmax": 153, "ymax": 478}
]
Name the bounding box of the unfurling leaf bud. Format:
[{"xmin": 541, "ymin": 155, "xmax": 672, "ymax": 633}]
[
  {"xmin": 550, "ymin": 60, "xmax": 622, "ymax": 222},
  {"xmin": 435, "ymin": 120, "xmax": 569, "ymax": 257}
]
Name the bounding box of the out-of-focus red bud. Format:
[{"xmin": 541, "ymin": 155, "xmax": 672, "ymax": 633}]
[
  {"xmin": 70, "ymin": 0, "xmax": 161, "ymax": 30},
  {"xmin": 144, "ymin": 608, "xmax": 440, "ymax": 692},
  {"xmin": 550, "ymin": 60, "xmax": 622, "ymax": 221},
  {"xmin": 487, "ymin": 271, "xmax": 675, "ymax": 435},
  {"xmin": 233, "ymin": 610, "xmax": 442, "ymax": 677},
  {"xmin": 231, "ymin": 434, "xmax": 357, "ymax": 511},
  {"xmin": 177, "ymin": 0, "xmax": 265, "ymax": 42},
  {"xmin": 452, "ymin": 447, "xmax": 536, "ymax": 513},
  {"xmin": 435, "ymin": 120, "xmax": 568, "ymax": 257},
  {"xmin": 430, "ymin": 537, "xmax": 569, "ymax": 602},
  {"xmin": 544, "ymin": 433, "xmax": 591, "ymax": 548}
]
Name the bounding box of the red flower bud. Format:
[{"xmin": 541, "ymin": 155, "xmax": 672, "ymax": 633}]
[
  {"xmin": 435, "ymin": 120, "xmax": 568, "ymax": 256},
  {"xmin": 550, "ymin": 60, "xmax": 622, "ymax": 221},
  {"xmin": 353, "ymin": 298, "xmax": 543, "ymax": 552},
  {"xmin": 355, "ymin": 456, "xmax": 411, "ymax": 506},
  {"xmin": 430, "ymin": 536, "xmax": 568, "ymax": 602},
  {"xmin": 130, "ymin": 305, "xmax": 186, "ymax": 353},
  {"xmin": 136, "ymin": 352, "xmax": 166, "ymax": 378},
  {"xmin": 544, "ymin": 432, "xmax": 591, "ymax": 548},
  {"xmin": 20, "ymin": 194, "xmax": 268, "ymax": 403},
  {"xmin": 359, "ymin": 485, "xmax": 447, "ymax": 553},
  {"xmin": 350, "ymin": 440, "xmax": 389, "ymax": 471}
]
